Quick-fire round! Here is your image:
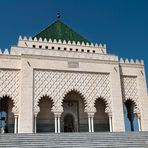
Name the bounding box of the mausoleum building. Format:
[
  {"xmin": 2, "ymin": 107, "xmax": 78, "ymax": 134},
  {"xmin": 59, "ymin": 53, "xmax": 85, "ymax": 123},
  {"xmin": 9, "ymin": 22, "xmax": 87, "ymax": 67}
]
[{"xmin": 0, "ymin": 18, "xmax": 148, "ymax": 134}]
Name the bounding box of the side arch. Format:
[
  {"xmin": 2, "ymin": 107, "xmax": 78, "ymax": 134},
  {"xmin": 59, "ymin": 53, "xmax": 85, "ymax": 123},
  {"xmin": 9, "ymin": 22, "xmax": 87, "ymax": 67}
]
[
  {"xmin": 124, "ymin": 98, "xmax": 140, "ymax": 116},
  {"xmin": 36, "ymin": 95, "xmax": 55, "ymax": 133},
  {"xmin": 94, "ymin": 97, "xmax": 110, "ymax": 132},
  {"xmin": 0, "ymin": 95, "xmax": 16, "ymax": 133},
  {"xmin": 121, "ymin": 76, "xmax": 141, "ymax": 116},
  {"xmin": 124, "ymin": 98, "xmax": 140, "ymax": 131},
  {"xmin": 34, "ymin": 95, "xmax": 55, "ymax": 115},
  {"xmin": 0, "ymin": 95, "xmax": 18, "ymax": 114},
  {"xmin": 93, "ymin": 96, "xmax": 112, "ymax": 115}
]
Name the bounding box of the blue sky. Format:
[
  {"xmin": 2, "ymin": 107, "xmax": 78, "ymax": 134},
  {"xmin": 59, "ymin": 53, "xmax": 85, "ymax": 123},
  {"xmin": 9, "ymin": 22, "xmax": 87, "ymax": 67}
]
[
  {"xmin": 0, "ymin": 0, "xmax": 146, "ymax": 131},
  {"xmin": 0, "ymin": 0, "xmax": 148, "ymax": 86}
]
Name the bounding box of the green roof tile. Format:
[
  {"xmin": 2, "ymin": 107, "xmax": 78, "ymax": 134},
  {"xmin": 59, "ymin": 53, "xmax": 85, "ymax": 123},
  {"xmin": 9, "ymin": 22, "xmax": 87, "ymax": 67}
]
[{"xmin": 35, "ymin": 20, "xmax": 91, "ymax": 44}]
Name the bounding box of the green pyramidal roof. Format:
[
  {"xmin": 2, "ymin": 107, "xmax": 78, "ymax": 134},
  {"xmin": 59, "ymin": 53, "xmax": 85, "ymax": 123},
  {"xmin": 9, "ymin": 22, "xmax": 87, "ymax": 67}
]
[{"xmin": 35, "ymin": 20, "xmax": 91, "ymax": 44}]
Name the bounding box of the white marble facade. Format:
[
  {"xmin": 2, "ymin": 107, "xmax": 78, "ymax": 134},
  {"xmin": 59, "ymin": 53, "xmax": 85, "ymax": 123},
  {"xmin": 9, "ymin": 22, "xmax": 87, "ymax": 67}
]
[{"xmin": 0, "ymin": 36, "xmax": 148, "ymax": 133}]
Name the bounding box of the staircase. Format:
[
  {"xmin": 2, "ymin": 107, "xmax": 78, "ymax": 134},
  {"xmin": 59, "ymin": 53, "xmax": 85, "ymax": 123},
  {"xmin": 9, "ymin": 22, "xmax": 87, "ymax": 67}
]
[{"xmin": 0, "ymin": 132, "xmax": 148, "ymax": 148}]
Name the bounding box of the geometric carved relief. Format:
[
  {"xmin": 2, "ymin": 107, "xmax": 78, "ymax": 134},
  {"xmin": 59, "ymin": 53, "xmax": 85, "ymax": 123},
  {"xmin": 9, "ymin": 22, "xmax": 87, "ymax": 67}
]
[
  {"xmin": 34, "ymin": 70, "xmax": 111, "ymax": 115},
  {"xmin": 121, "ymin": 76, "xmax": 140, "ymax": 114},
  {"xmin": 0, "ymin": 70, "xmax": 20, "ymax": 114}
]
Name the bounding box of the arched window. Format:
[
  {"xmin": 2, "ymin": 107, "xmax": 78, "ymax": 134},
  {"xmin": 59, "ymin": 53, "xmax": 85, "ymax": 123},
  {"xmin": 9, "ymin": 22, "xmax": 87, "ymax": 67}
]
[{"xmin": 124, "ymin": 100, "xmax": 138, "ymax": 131}]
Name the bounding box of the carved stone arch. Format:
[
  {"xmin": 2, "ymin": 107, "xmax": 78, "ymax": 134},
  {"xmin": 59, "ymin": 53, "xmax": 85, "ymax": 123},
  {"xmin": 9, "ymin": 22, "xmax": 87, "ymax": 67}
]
[
  {"xmin": 93, "ymin": 96, "xmax": 112, "ymax": 115},
  {"xmin": 121, "ymin": 76, "xmax": 140, "ymax": 116},
  {"xmin": 0, "ymin": 94, "xmax": 19, "ymax": 114},
  {"xmin": 34, "ymin": 94, "xmax": 55, "ymax": 115},
  {"xmin": 124, "ymin": 98, "xmax": 140, "ymax": 116},
  {"xmin": 59, "ymin": 89, "xmax": 88, "ymax": 113}
]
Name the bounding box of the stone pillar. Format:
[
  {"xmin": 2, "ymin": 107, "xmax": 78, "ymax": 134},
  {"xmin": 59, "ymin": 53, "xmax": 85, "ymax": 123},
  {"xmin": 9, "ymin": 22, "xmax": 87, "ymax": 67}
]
[
  {"xmin": 138, "ymin": 117, "xmax": 142, "ymax": 131},
  {"xmin": 136, "ymin": 113, "xmax": 142, "ymax": 131},
  {"xmin": 34, "ymin": 114, "xmax": 37, "ymax": 134},
  {"xmin": 58, "ymin": 116, "xmax": 61, "ymax": 133},
  {"xmin": 88, "ymin": 112, "xmax": 95, "ymax": 132},
  {"xmin": 91, "ymin": 116, "xmax": 94, "ymax": 133},
  {"xmin": 54, "ymin": 113, "xmax": 61, "ymax": 133},
  {"xmin": 108, "ymin": 113, "xmax": 113, "ymax": 132},
  {"xmin": 54, "ymin": 116, "xmax": 58, "ymax": 133},
  {"xmin": 88, "ymin": 116, "xmax": 91, "ymax": 132},
  {"xmin": 14, "ymin": 115, "xmax": 18, "ymax": 134}
]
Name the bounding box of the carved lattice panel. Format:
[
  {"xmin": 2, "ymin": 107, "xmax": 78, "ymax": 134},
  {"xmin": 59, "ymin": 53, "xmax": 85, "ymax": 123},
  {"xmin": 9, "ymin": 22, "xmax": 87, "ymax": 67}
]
[
  {"xmin": 121, "ymin": 76, "xmax": 140, "ymax": 114},
  {"xmin": 34, "ymin": 70, "xmax": 111, "ymax": 114},
  {"xmin": 0, "ymin": 70, "xmax": 20, "ymax": 113}
]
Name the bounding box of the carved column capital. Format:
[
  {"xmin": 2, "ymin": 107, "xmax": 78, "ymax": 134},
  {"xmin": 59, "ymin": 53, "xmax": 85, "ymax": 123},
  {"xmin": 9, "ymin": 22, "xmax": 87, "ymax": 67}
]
[
  {"xmin": 13, "ymin": 111, "xmax": 19, "ymax": 117},
  {"xmin": 54, "ymin": 112, "xmax": 62, "ymax": 118},
  {"xmin": 34, "ymin": 113, "xmax": 38, "ymax": 118},
  {"xmin": 106, "ymin": 112, "xmax": 112, "ymax": 118},
  {"xmin": 87, "ymin": 112, "xmax": 95, "ymax": 117},
  {"xmin": 135, "ymin": 112, "xmax": 141, "ymax": 118}
]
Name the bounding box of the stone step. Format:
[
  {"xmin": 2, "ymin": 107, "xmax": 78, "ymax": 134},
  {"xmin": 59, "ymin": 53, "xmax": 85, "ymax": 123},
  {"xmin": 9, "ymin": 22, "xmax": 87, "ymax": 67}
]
[{"xmin": 0, "ymin": 132, "xmax": 148, "ymax": 148}]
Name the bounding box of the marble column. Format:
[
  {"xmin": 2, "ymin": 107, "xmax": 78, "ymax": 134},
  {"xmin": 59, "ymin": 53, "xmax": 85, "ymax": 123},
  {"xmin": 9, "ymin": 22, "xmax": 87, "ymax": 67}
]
[
  {"xmin": 88, "ymin": 116, "xmax": 91, "ymax": 132},
  {"xmin": 34, "ymin": 114, "xmax": 37, "ymax": 134},
  {"xmin": 136, "ymin": 113, "xmax": 142, "ymax": 131},
  {"xmin": 14, "ymin": 115, "xmax": 18, "ymax": 134},
  {"xmin": 108, "ymin": 113, "xmax": 113, "ymax": 132},
  {"xmin": 57, "ymin": 116, "xmax": 61, "ymax": 133},
  {"xmin": 91, "ymin": 116, "xmax": 94, "ymax": 133},
  {"xmin": 88, "ymin": 112, "xmax": 95, "ymax": 132},
  {"xmin": 54, "ymin": 116, "xmax": 58, "ymax": 133},
  {"xmin": 54, "ymin": 113, "xmax": 61, "ymax": 133},
  {"xmin": 138, "ymin": 117, "xmax": 142, "ymax": 131}
]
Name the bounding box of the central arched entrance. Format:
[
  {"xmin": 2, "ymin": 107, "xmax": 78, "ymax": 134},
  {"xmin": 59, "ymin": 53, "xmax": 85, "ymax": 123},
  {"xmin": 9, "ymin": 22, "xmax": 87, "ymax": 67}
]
[
  {"xmin": 61, "ymin": 90, "xmax": 87, "ymax": 132},
  {"xmin": 64, "ymin": 114, "xmax": 74, "ymax": 132}
]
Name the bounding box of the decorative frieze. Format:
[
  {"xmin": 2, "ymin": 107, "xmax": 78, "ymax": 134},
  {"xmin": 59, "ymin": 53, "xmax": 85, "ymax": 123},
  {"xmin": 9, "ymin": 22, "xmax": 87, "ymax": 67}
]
[
  {"xmin": 121, "ymin": 76, "xmax": 140, "ymax": 114},
  {"xmin": 34, "ymin": 70, "xmax": 112, "ymax": 115}
]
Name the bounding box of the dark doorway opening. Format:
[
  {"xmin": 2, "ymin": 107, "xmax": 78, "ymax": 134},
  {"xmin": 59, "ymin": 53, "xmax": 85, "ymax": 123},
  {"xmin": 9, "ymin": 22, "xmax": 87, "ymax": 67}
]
[{"xmin": 64, "ymin": 114, "xmax": 74, "ymax": 132}]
